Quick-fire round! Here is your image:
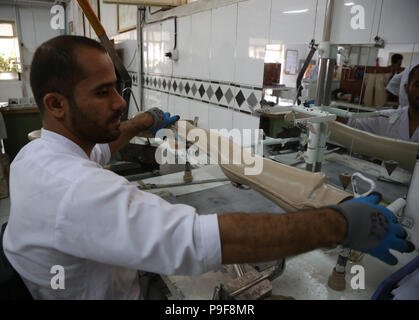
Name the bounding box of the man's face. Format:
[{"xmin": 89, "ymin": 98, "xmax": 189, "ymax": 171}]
[
  {"xmin": 406, "ymin": 68, "xmax": 419, "ymax": 111},
  {"xmin": 69, "ymin": 47, "xmax": 126, "ymax": 144}
]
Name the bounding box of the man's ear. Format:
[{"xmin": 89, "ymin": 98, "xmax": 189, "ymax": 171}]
[{"xmin": 43, "ymin": 93, "xmax": 68, "ymax": 119}]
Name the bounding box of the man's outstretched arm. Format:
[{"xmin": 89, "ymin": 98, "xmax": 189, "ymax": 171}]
[
  {"xmin": 218, "ymin": 194, "xmax": 415, "ymax": 266},
  {"xmin": 218, "ymin": 208, "xmax": 346, "ymax": 264}
]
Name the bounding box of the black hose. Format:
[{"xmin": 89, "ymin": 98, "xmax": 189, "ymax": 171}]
[{"xmin": 296, "ymin": 40, "xmax": 317, "ymax": 105}]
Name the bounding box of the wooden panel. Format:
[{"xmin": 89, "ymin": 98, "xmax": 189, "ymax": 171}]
[{"xmin": 263, "ymin": 63, "xmax": 281, "ymax": 87}]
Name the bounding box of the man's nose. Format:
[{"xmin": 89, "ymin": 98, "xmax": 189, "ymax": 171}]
[{"xmin": 111, "ymin": 87, "xmax": 127, "ymax": 111}]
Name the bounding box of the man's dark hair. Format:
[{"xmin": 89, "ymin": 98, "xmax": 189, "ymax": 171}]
[
  {"xmin": 408, "ymin": 64, "xmax": 419, "ymax": 84},
  {"xmin": 391, "ymin": 54, "xmax": 403, "ymax": 66},
  {"xmin": 30, "ymin": 35, "xmax": 107, "ymax": 116}
]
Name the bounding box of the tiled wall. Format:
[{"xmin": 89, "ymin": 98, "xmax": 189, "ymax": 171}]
[
  {"xmin": 143, "ymin": 0, "xmax": 275, "ymax": 132},
  {"xmin": 141, "ymin": 0, "xmax": 419, "ymax": 132}
]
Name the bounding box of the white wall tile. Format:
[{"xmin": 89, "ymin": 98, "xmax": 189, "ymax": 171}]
[
  {"xmin": 100, "ymin": 2, "xmax": 118, "ymax": 37},
  {"xmin": 32, "ymin": 7, "xmax": 61, "ymax": 45},
  {"xmin": 190, "ymin": 101, "xmax": 209, "ymax": 130},
  {"xmin": 314, "ymin": 0, "xmax": 328, "ymax": 42},
  {"xmin": 161, "ymin": 92, "xmax": 170, "ymax": 112},
  {"xmin": 190, "ymin": 11, "xmax": 211, "ymax": 80},
  {"xmin": 114, "ymin": 34, "xmax": 138, "ymax": 73},
  {"xmin": 377, "ymin": 0, "xmax": 419, "ymax": 43},
  {"xmin": 208, "ymin": 106, "xmax": 233, "ymax": 130},
  {"xmin": 269, "ymin": 0, "xmax": 318, "ymax": 44},
  {"xmin": 210, "ymin": 4, "xmax": 237, "ymax": 83},
  {"xmin": 161, "ymin": 19, "xmax": 175, "ymax": 76},
  {"xmin": 19, "ymin": 7, "xmax": 36, "ymax": 50},
  {"xmin": 146, "ymin": 22, "xmax": 162, "ymax": 75},
  {"xmin": 143, "ymin": 25, "xmax": 149, "ymax": 74},
  {"xmin": 330, "ymin": 0, "xmax": 378, "ymax": 44},
  {"xmin": 232, "ymin": 112, "xmax": 260, "ymax": 132},
  {"xmin": 173, "ymin": 96, "xmax": 191, "ymax": 120},
  {"xmin": 173, "ymin": 16, "xmax": 192, "ymax": 78},
  {"xmin": 146, "ymin": 89, "xmax": 162, "ymax": 110},
  {"xmin": 235, "ymin": 0, "xmax": 271, "ymax": 87},
  {"xmin": 143, "ymin": 88, "xmax": 150, "ymax": 110},
  {"xmin": 167, "ymin": 93, "xmax": 176, "ymax": 115},
  {"xmin": 0, "ymin": 5, "xmax": 16, "ymax": 20}
]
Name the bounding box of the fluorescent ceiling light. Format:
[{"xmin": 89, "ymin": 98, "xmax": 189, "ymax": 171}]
[
  {"xmin": 282, "ymin": 9, "xmax": 309, "ymax": 14},
  {"xmin": 344, "ymin": 2, "xmax": 355, "ymax": 6}
]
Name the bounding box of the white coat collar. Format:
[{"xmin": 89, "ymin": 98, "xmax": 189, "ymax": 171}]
[{"xmin": 40, "ymin": 129, "xmax": 90, "ymax": 160}]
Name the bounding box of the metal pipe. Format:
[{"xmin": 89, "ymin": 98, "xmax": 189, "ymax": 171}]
[
  {"xmin": 329, "ymin": 101, "xmax": 379, "ymax": 112},
  {"xmin": 137, "ymin": 178, "xmax": 230, "ymax": 190},
  {"xmin": 14, "ymin": 3, "xmax": 27, "ymax": 97},
  {"xmin": 306, "ymin": 123, "xmax": 320, "ymax": 172},
  {"xmin": 1, "ymin": 0, "xmax": 53, "ymax": 6},
  {"xmin": 323, "ymin": 0, "xmax": 335, "ymax": 42},
  {"xmin": 138, "ymin": 7, "xmax": 146, "ymax": 111},
  {"xmin": 314, "ymin": 122, "xmax": 328, "ymax": 172},
  {"xmin": 263, "ymin": 137, "xmax": 300, "ymax": 147},
  {"xmin": 323, "ymin": 59, "xmax": 336, "ymax": 106},
  {"xmin": 325, "ymin": 107, "xmax": 381, "ymax": 119},
  {"xmin": 315, "ymin": 58, "xmax": 328, "ymax": 106}
]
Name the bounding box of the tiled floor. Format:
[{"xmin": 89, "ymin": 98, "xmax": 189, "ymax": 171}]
[{"xmin": 0, "ymin": 196, "xmax": 10, "ymax": 226}]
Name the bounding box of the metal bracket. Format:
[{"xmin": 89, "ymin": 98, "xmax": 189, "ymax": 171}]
[{"xmin": 398, "ymin": 216, "xmax": 414, "ymax": 229}]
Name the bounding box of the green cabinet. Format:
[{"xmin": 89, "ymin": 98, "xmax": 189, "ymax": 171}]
[{"xmin": 1, "ymin": 107, "xmax": 42, "ymax": 161}]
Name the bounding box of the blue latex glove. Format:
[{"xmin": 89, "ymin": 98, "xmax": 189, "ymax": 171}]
[
  {"xmin": 155, "ymin": 112, "xmax": 180, "ymax": 134},
  {"xmin": 145, "ymin": 107, "xmax": 180, "ymax": 134},
  {"xmin": 352, "ymin": 194, "xmax": 412, "ymax": 265},
  {"xmin": 333, "ymin": 193, "xmax": 414, "ymax": 265}
]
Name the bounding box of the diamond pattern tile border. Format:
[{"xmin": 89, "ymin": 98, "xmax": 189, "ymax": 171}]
[{"xmin": 143, "ymin": 73, "xmax": 262, "ymax": 113}]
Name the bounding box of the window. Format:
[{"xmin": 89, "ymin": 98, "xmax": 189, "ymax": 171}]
[
  {"xmin": 0, "ymin": 21, "xmax": 21, "ymax": 81},
  {"xmin": 264, "ymin": 44, "xmax": 283, "ymax": 63}
]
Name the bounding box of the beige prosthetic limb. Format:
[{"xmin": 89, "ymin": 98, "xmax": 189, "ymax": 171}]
[
  {"xmin": 283, "ymin": 111, "xmax": 419, "ymax": 171},
  {"xmin": 328, "ymin": 121, "xmax": 419, "ymax": 172},
  {"xmin": 176, "ymin": 121, "xmax": 351, "ymax": 212}
]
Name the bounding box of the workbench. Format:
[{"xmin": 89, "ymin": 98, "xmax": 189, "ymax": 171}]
[{"xmin": 131, "ymin": 161, "xmax": 418, "ymax": 300}]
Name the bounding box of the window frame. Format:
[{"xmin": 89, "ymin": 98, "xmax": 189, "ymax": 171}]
[
  {"xmin": 0, "ymin": 20, "xmax": 17, "ymax": 38},
  {"xmin": 0, "ymin": 20, "xmax": 21, "ymax": 81}
]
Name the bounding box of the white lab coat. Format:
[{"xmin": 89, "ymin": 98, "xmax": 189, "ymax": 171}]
[
  {"xmin": 386, "ymin": 60, "xmax": 419, "ymax": 108},
  {"xmin": 347, "ymin": 106, "xmax": 419, "ymax": 142},
  {"xmin": 3, "ymin": 129, "xmax": 221, "ymax": 299}
]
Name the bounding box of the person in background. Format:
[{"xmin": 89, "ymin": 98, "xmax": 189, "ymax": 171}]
[
  {"xmin": 386, "ymin": 59, "xmax": 419, "ymax": 108},
  {"xmin": 386, "ymin": 54, "xmax": 404, "ymax": 105},
  {"xmin": 344, "ymin": 64, "xmax": 419, "ymax": 142},
  {"xmin": 390, "ymin": 54, "xmax": 403, "ymax": 69}
]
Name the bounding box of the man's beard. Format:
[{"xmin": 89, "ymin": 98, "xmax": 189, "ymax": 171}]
[
  {"xmin": 69, "ymin": 100, "xmax": 122, "ymax": 144},
  {"xmin": 408, "ymin": 93, "xmax": 419, "ymax": 112}
]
